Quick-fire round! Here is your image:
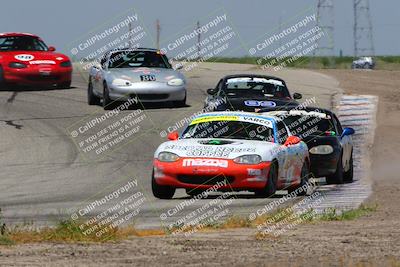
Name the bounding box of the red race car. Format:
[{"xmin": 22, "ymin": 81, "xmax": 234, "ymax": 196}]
[{"xmin": 0, "ymin": 32, "xmax": 72, "ymax": 89}]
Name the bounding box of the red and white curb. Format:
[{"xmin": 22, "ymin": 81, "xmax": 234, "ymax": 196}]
[{"xmin": 296, "ymin": 95, "xmax": 378, "ymax": 213}]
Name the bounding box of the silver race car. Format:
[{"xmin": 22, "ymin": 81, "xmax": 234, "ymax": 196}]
[{"xmin": 88, "ymin": 48, "xmax": 186, "ymax": 110}]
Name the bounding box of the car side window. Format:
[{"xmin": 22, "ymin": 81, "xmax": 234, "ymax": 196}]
[
  {"xmin": 100, "ymin": 56, "xmax": 108, "ymax": 69},
  {"xmin": 277, "ymin": 121, "xmax": 289, "ymax": 144}
]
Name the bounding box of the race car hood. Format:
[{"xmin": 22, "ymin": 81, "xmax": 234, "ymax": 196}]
[
  {"xmin": 215, "ymin": 97, "xmax": 299, "ymax": 112},
  {"xmin": 106, "ymin": 67, "xmax": 185, "ymax": 83},
  {"xmin": 155, "ymin": 138, "xmax": 280, "ymax": 161},
  {"xmin": 0, "ymin": 51, "xmax": 70, "ymax": 64}
]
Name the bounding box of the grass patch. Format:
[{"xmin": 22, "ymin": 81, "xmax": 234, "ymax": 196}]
[
  {"xmin": 0, "ymin": 204, "xmax": 377, "ymax": 245},
  {"xmin": 318, "ymin": 204, "xmax": 377, "ymax": 221}
]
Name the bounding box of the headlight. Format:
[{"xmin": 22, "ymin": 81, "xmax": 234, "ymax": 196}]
[
  {"xmin": 309, "ymin": 145, "xmax": 334, "ymax": 155},
  {"xmin": 112, "ymin": 78, "xmax": 132, "ymax": 87},
  {"xmin": 233, "ymin": 154, "xmax": 262, "ymax": 164},
  {"xmin": 9, "ymin": 62, "xmax": 27, "ymax": 69},
  {"xmin": 158, "ymin": 152, "xmax": 180, "ymax": 162},
  {"xmin": 60, "ymin": 61, "xmax": 71, "ymax": 67},
  {"xmin": 167, "ymin": 78, "xmax": 184, "ymax": 86}
]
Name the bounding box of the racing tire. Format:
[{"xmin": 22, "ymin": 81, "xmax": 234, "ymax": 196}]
[
  {"xmin": 57, "ymin": 81, "xmax": 71, "ymax": 89},
  {"xmin": 0, "ymin": 66, "xmax": 5, "ymax": 90},
  {"xmin": 152, "ymin": 172, "xmax": 175, "ymax": 199},
  {"xmin": 343, "ymin": 152, "xmax": 354, "ymax": 183},
  {"xmin": 254, "ymin": 162, "xmax": 277, "ymax": 198},
  {"xmin": 288, "ymin": 160, "xmax": 311, "ymax": 196},
  {"xmin": 326, "ymin": 154, "xmax": 344, "ymax": 184},
  {"xmin": 103, "ymin": 83, "xmax": 114, "ymax": 110},
  {"xmin": 87, "ymin": 81, "xmax": 101, "ymax": 105}
]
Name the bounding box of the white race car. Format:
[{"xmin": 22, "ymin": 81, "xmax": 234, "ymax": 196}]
[{"xmin": 152, "ymin": 111, "xmax": 310, "ymax": 199}]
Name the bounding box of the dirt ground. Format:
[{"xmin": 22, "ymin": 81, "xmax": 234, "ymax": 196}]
[{"xmin": 1, "ymin": 69, "xmax": 399, "ymax": 267}]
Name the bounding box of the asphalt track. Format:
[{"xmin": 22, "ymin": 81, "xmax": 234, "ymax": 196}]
[{"xmin": 0, "ymin": 63, "xmax": 350, "ymax": 229}]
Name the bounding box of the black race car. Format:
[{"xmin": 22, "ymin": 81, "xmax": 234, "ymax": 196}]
[
  {"xmin": 259, "ymin": 106, "xmax": 355, "ymax": 184},
  {"xmin": 204, "ymin": 74, "xmax": 302, "ymax": 112}
]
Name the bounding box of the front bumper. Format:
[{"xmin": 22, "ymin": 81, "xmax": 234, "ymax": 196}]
[
  {"xmin": 309, "ymin": 152, "xmax": 339, "ymax": 177},
  {"xmin": 4, "ymin": 66, "xmax": 72, "ymax": 85},
  {"xmin": 153, "ymin": 158, "xmax": 271, "ymax": 191},
  {"xmin": 109, "ymin": 82, "xmax": 186, "ymax": 102}
]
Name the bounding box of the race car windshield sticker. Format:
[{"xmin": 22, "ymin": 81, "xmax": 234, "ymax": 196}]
[
  {"xmin": 226, "ymin": 77, "xmax": 283, "ymax": 86},
  {"xmin": 190, "ymin": 114, "xmax": 273, "ymax": 128}
]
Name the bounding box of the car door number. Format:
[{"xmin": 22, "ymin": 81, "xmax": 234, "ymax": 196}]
[{"xmin": 140, "ymin": 75, "xmax": 156, "ymax": 81}]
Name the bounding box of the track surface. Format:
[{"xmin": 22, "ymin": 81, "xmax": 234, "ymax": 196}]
[{"xmin": 0, "ymin": 63, "xmax": 344, "ymax": 228}]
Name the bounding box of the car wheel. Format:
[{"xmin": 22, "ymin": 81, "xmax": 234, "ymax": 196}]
[
  {"xmin": 103, "ymin": 82, "xmax": 114, "ymax": 110},
  {"xmin": 186, "ymin": 188, "xmax": 205, "ymax": 197},
  {"xmin": 326, "ymin": 154, "xmax": 344, "ymax": 184},
  {"xmin": 289, "ymin": 160, "xmax": 311, "ymax": 196},
  {"xmin": 57, "ymin": 80, "xmax": 71, "ymax": 89},
  {"xmin": 152, "ymin": 171, "xmax": 175, "ymax": 199},
  {"xmin": 0, "ymin": 66, "xmax": 5, "ymax": 90},
  {"xmin": 343, "ymin": 152, "xmax": 354, "ymax": 183},
  {"xmin": 254, "ymin": 162, "xmax": 277, "ymax": 198},
  {"xmin": 87, "ymin": 81, "xmax": 101, "ymax": 105}
]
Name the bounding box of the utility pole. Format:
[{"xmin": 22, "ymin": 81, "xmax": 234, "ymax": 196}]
[
  {"xmin": 196, "ymin": 21, "xmax": 201, "ymax": 60},
  {"xmin": 156, "ymin": 19, "xmax": 161, "ymax": 50},
  {"xmin": 128, "ymin": 22, "xmax": 132, "ymax": 48},
  {"xmin": 353, "ymin": 0, "xmax": 374, "ymax": 57},
  {"xmin": 314, "ymin": 0, "xmax": 335, "ymax": 57}
]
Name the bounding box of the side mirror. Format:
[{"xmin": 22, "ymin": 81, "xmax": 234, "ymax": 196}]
[
  {"xmin": 207, "ymin": 88, "xmax": 217, "ymax": 95},
  {"xmin": 167, "ymin": 131, "xmax": 179, "ymax": 141},
  {"xmin": 293, "ymin": 93, "xmax": 302, "ymax": 99},
  {"xmin": 175, "ymin": 65, "xmax": 183, "ymax": 70},
  {"xmin": 48, "ymin": 46, "xmax": 56, "ymax": 52},
  {"xmin": 284, "ymin": 136, "xmax": 301, "ymax": 146},
  {"xmin": 341, "ymin": 127, "xmax": 355, "ymax": 138}
]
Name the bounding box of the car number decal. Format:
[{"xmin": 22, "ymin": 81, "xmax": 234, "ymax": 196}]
[
  {"xmin": 244, "ymin": 100, "xmax": 276, "ymax": 107},
  {"xmin": 140, "ymin": 75, "xmax": 156, "ymax": 81}
]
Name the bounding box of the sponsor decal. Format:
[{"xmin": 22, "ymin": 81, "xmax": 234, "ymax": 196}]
[
  {"xmin": 29, "ymin": 60, "xmax": 56, "ymax": 65},
  {"xmin": 56, "ymin": 57, "xmax": 64, "ymax": 61},
  {"xmin": 190, "ymin": 114, "xmax": 273, "ymax": 127},
  {"xmin": 190, "ymin": 115, "xmax": 239, "ymax": 125},
  {"xmin": 14, "ymin": 54, "xmax": 34, "ymax": 61},
  {"xmin": 247, "ymin": 169, "xmax": 262, "ymax": 176},
  {"xmin": 244, "ymin": 100, "xmax": 276, "ymax": 107},
  {"xmin": 182, "ymin": 158, "xmax": 228, "ymax": 168}
]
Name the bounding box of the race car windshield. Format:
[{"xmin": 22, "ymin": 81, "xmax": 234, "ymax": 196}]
[
  {"xmin": 0, "ymin": 36, "xmax": 48, "ymax": 51},
  {"xmin": 224, "ymin": 77, "xmax": 290, "ymax": 98},
  {"xmin": 182, "ymin": 120, "xmax": 274, "ymax": 142},
  {"xmin": 282, "ymin": 115, "xmax": 336, "ymax": 138},
  {"xmin": 108, "ymin": 51, "xmax": 171, "ymax": 69}
]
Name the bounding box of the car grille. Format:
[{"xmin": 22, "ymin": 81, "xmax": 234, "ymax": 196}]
[
  {"xmin": 132, "ymin": 94, "xmax": 169, "ymax": 100},
  {"xmin": 26, "ymin": 75, "xmax": 60, "ymax": 81},
  {"xmin": 177, "ymin": 174, "xmax": 234, "ymax": 185}
]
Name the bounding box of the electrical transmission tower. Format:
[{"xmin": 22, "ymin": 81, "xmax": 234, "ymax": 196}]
[
  {"xmin": 314, "ymin": 0, "xmax": 335, "ymax": 57},
  {"xmin": 353, "ymin": 0, "xmax": 374, "ymax": 56}
]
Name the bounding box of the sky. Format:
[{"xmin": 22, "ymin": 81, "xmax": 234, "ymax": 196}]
[{"xmin": 1, "ymin": 0, "xmax": 398, "ymax": 57}]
